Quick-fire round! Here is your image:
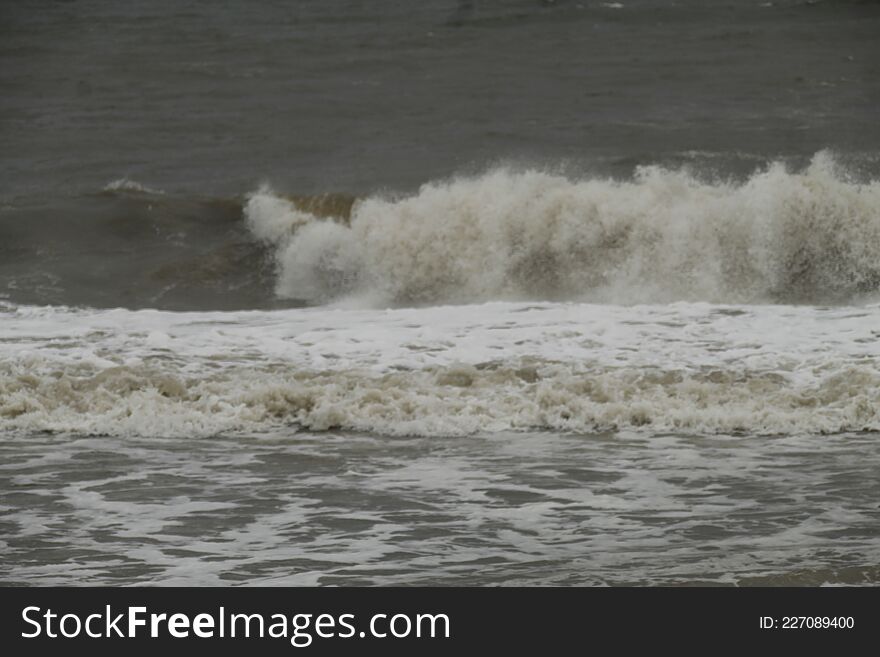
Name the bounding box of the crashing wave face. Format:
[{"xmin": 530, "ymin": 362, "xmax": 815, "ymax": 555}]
[{"xmin": 245, "ymin": 152, "xmax": 880, "ymax": 307}]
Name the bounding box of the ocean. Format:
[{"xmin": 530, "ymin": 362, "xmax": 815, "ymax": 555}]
[{"xmin": 1, "ymin": 0, "xmax": 879, "ymax": 586}]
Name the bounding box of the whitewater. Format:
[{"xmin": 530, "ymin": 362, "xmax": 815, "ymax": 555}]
[
  {"xmin": 3, "ymin": 153, "xmax": 880, "ymax": 440},
  {"xmin": 1, "ymin": 298, "xmax": 879, "ymax": 439},
  {"xmin": 246, "ymin": 153, "xmax": 880, "ymax": 307}
]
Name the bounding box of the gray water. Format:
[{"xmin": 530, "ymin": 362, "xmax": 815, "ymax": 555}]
[
  {"xmin": 3, "ymin": 430, "xmax": 879, "ymax": 586},
  {"xmin": 2, "ymin": 0, "xmax": 880, "ymax": 586},
  {"xmin": 2, "ymin": 0, "xmax": 878, "ymax": 203}
]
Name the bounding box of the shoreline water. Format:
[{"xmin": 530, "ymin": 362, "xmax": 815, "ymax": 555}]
[{"xmin": 2, "ymin": 428, "xmax": 878, "ymax": 586}]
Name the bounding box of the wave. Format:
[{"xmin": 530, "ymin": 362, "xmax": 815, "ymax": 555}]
[
  {"xmin": 245, "ymin": 152, "xmax": 880, "ymax": 307},
  {"xmin": 101, "ymin": 178, "xmax": 166, "ymax": 195},
  {"xmin": 4, "ymin": 153, "xmax": 880, "ymax": 311},
  {"xmin": 0, "ymin": 186, "xmax": 276, "ymax": 311},
  {"xmin": 3, "ymin": 357, "xmax": 879, "ymax": 438},
  {"xmin": 2, "ymin": 299, "xmax": 877, "ymax": 438}
]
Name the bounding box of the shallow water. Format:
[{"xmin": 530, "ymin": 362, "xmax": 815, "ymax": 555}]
[
  {"xmin": 2, "ymin": 429, "xmax": 878, "ymax": 586},
  {"xmin": 2, "ymin": 298, "xmax": 880, "ymax": 586}
]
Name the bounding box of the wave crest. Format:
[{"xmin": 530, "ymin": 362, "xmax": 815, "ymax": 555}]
[{"xmin": 246, "ymin": 153, "xmax": 880, "ymax": 306}]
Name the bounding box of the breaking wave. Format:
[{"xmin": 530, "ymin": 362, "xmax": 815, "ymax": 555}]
[
  {"xmin": 246, "ymin": 152, "xmax": 880, "ymax": 307},
  {"xmin": 3, "ymin": 358, "xmax": 879, "ymax": 438},
  {"xmin": 2, "ymin": 298, "xmax": 878, "ymax": 438}
]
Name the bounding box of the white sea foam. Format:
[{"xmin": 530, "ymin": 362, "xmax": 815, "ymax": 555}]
[
  {"xmin": 103, "ymin": 178, "xmax": 165, "ymax": 195},
  {"xmin": 2, "ymin": 301, "xmax": 878, "ymax": 438},
  {"xmin": 245, "ymin": 152, "xmax": 880, "ymax": 307}
]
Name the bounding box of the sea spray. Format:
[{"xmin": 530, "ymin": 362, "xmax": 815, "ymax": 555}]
[{"xmin": 246, "ymin": 152, "xmax": 880, "ymax": 306}]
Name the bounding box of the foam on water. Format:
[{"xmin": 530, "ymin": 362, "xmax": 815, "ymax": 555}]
[{"xmin": 2, "ymin": 300, "xmax": 878, "ymax": 438}]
